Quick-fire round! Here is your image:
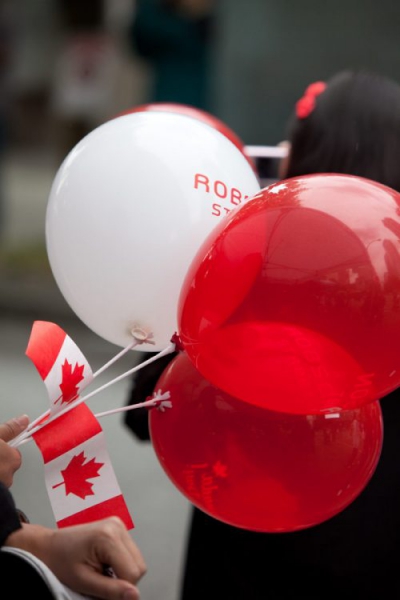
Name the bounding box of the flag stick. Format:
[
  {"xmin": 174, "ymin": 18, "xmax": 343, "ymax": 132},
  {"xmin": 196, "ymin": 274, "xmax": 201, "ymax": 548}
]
[{"xmin": 12, "ymin": 342, "xmax": 176, "ymax": 447}]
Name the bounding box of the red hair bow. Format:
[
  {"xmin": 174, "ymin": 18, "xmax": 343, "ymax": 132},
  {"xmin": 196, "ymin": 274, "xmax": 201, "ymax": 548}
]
[{"xmin": 295, "ymin": 81, "xmax": 326, "ymax": 119}]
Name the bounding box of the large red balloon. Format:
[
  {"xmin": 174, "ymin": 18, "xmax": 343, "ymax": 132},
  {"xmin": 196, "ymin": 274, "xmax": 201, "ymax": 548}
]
[
  {"xmin": 149, "ymin": 352, "xmax": 383, "ymax": 532},
  {"xmin": 177, "ymin": 174, "xmax": 400, "ymax": 414},
  {"xmin": 115, "ymin": 102, "xmax": 255, "ymax": 170}
]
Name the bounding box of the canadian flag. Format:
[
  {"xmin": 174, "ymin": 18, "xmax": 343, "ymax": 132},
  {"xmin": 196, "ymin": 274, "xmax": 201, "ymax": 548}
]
[
  {"xmin": 26, "ymin": 321, "xmax": 134, "ymax": 530},
  {"xmin": 33, "ymin": 403, "xmax": 133, "ymax": 529},
  {"xmin": 26, "ymin": 321, "xmax": 93, "ymax": 417}
]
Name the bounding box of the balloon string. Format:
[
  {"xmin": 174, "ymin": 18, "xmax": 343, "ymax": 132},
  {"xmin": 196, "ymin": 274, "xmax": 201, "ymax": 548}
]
[
  {"xmin": 92, "ymin": 338, "xmax": 141, "ymax": 378},
  {"xmin": 11, "ymin": 342, "xmax": 176, "ymax": 448},
  {"xmin": 95, "ymin": 396, "xmax": 160, "ymax": 419},
  {"xmin": 16, "ymin": 396, "xmax": 160, "ymax": 447}
]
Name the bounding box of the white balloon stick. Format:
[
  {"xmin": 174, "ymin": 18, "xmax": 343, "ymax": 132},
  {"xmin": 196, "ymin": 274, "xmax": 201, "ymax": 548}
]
[
  {"xmin": 245, "ymin": 145, "xmax": 288, "ymax": 159},
  {"xmin": 13, "ymin": 342, "xmax": 176, "ymax": 447}
]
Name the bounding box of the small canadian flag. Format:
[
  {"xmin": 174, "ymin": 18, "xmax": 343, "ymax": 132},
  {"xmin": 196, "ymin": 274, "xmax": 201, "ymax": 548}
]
[
  {"xmin": 26, "ymin": 321, "xmax": 94, "ymax": 417},
  {"xmin": 26, "ymin": 321, "xmax": 134, "ymax": 530}
]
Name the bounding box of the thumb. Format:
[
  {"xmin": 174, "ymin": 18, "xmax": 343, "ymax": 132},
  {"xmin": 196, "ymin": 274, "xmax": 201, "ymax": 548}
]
[{"xmin": 0, "ymin": 415, "xmax": 30, "ymax": 442}]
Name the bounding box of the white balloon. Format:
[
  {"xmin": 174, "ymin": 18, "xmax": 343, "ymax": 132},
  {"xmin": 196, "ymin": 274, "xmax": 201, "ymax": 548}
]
[{"xmin": 45, "ymin": 111, "xmax": 260, "ymax": 350}]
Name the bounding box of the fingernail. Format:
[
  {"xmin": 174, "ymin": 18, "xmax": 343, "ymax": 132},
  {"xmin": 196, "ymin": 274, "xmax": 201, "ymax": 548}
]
[
  {"xmin": 15, "ymin": 415, "xmax": 29, "ymax": 428},
  {"xmin": 122, "ymin": 588, "xmax": 138, "ymax": 600}
]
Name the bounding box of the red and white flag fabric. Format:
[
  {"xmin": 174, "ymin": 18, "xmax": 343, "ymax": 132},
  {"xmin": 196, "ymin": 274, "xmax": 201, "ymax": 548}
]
[
  {"xmin": 33, "ymin": 402, "xmax": 133, "ymax": 529},
  {"xmin": 26, "ymin": 321, "xmax": 134, "ymax": 530},
  {"xmin": 26, "ymin": 321, "xmax": 93, "ymax": 417}
]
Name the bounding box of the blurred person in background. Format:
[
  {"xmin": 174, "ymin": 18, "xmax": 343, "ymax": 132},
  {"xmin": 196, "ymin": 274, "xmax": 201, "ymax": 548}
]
[
  {"xmin": 123, "ymin": 69, "xmax": 400, "ymax": 599},
  {"xmin": 51, "ymin": 0, "xmax": 121, "ymax": 164},
  {"xmin": 128, "ymin": 0, "xmax": 215, "ymax": 111}
]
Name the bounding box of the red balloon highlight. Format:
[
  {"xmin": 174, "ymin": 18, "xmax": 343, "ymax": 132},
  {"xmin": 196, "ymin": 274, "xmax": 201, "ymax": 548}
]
[
  {"xmin": 149, "ymin": 353, "xmax": 383, "ymax": 532},
  {"xmin": 178, "ymin": 174, "xmax": 400, "ymax": 414}
]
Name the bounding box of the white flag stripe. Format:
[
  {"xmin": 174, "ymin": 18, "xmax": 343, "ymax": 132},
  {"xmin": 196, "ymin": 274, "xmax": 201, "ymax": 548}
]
[
  {"xmin": 45, "ymin": 335, "xmax": 94, "ymax": 412},
  {"xmin": 44, "ymin": 432, "xmax": 122, "ymax": 522}
]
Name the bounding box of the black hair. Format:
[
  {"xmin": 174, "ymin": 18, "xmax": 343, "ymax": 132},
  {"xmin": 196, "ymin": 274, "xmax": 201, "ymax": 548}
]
[{"xmin": 284, "ymin": 70, "xmax": 400, "ymax": 193}]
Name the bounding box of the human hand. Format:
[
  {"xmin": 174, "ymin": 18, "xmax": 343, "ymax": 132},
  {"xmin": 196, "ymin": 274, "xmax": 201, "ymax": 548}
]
[
  {"xmin": 6, "ymin": 517, "xmax": 146, "ymax": 600},
  {"xmin": 0, "ymin": 414, "xmax": 29, "ymax": 486}
]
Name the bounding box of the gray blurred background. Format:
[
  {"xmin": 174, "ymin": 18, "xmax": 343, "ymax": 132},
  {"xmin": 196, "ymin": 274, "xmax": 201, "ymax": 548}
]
[{"xmin": 1, "ymin": 1, "xmax": 400, "ymax": 599}]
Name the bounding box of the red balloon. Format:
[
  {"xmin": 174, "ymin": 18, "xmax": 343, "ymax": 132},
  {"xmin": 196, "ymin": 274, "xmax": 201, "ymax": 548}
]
[
  {"xmin": 178, "ymin": 174, "xmax": 400, "ymax": 414},
  {"xmin": 149, "ymin": 352, "xmax": 383, "ymax": 532},
  {"xmin": 115, "ymin": 102, "xmax": 256, "ymax": 171}
]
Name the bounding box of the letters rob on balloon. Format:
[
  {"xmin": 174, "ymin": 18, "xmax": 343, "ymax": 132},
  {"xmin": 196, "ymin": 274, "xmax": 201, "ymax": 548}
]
[{"xmin": 193, "ymin": 173, "xmax": 251, "ymax": 217}]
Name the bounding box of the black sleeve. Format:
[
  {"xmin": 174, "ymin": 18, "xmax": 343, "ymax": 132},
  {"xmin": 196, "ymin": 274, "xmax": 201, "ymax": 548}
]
[
  {"xmin": 123, "ymin": 351, "xmax": 177, "ymax": 441},
  {"xmin": 0, "ymin": 482, "xmax": 22, "ymax": 547}
]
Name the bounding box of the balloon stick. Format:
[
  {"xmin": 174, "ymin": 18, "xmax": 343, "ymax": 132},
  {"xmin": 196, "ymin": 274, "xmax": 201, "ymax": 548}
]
[{"xmin": 11, "ymin": 341, "xmax": 176, "ymax": 448}]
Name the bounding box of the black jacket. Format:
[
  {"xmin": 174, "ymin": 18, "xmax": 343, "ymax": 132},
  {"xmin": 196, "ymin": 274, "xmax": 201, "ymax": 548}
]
[{"xmin": 0, "ymin": 482, "xmax": 22, "ymax": 547}]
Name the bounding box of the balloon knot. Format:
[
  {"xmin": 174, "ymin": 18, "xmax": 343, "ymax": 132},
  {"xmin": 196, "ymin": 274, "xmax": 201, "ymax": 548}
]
[
  {"xmin": 130, "ymin": 327, "xmax": 155, "ymax": 345},
  {"xmin": 147, "ymin": 389, "xmax": 172, "ymax": 412},
  {"xmin": 170, "ymin": 332, "xmax": 184, "ymax": 351}
]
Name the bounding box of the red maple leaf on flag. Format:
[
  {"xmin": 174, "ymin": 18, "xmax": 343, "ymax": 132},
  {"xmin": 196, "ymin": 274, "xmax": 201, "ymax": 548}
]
[
  {"xmin": 52, "ymin": 451, "xmax": 104, "ymax": 499},
  {"xmin": 58, "ymin": 359, "xmax": 85, "ymax": 404}
]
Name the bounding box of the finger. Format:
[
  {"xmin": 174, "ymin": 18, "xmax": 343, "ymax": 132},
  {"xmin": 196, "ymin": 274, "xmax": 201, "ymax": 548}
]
[
  {"xmin": 108, "ymin": 541, "xmax": 147, "ymax": 584},
  {"xmin": 107, "ymin": 529, "xmax": 147, "ymax": 583},
  {"xmin": 76, "ymin": 570, "xmax": 140, "ymax": 600},
  {"xmin": 0, "ymin": 415, "xmax": 30, "ymax": 442},
  {"xmin": 95, "ymin": 519, "xmax": 147, "ymax": 583}
]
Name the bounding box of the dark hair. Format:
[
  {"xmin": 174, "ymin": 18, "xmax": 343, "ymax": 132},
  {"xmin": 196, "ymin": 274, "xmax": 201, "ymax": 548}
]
[{"xmin": 285, "ymin": 70, "xmax": 400, "ymax": 193}]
